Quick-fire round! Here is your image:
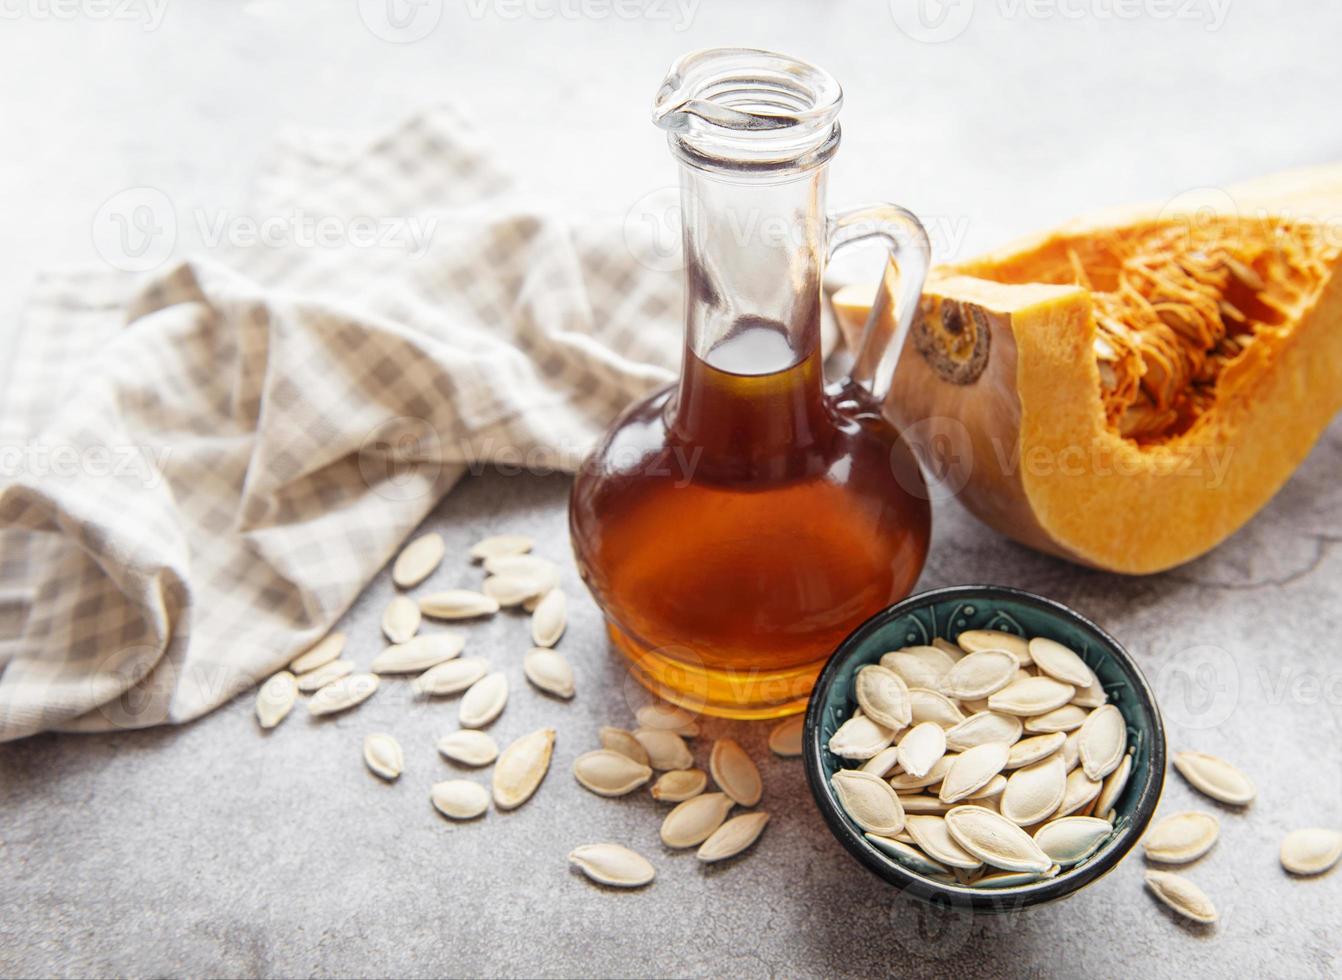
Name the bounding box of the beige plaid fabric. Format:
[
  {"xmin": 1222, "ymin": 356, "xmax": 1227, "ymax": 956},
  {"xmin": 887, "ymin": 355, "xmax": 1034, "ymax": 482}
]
[{"xmin": 0, "ymin": 107, "xmax": 685, "ymax": 741}]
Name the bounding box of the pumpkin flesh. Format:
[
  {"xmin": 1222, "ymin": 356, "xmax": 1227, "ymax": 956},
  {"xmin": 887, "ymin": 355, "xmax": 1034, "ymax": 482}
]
[{"xmin": 834, "ymin": 166, "xmax": 1342, "ymax": 573}]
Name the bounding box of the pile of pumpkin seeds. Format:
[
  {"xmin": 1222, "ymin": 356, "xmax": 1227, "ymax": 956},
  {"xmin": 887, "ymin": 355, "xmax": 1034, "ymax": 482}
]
[
  {"xmin": 828, "ymin": 630, "xmax": 1133, "ymax": 889},
  {"xmin": 565, "ymin": 703, "xmax": 775, "ymax": 884},
  {"xmin": 252, "ymin": 529, "xmax": 783, "ymax": 890},
  {"xmin": 829, "ymin": 629, "xmax": 1342, "ymax": 922},
  {"xmin": 254, "ymin": 531, "xmax": 572, "ymax": 819}
]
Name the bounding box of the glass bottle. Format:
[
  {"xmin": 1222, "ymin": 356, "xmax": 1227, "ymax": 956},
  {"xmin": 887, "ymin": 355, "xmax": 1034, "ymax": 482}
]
[{"xmin": 570, "ymin": 48, "xmax": 932, "ymax": 718}]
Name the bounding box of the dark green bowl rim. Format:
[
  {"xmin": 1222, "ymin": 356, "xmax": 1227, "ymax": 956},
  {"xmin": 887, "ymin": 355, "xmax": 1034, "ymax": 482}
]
[{"xmin": 802, "ymin": 584, "xmax": 1166, "ymax": 912}]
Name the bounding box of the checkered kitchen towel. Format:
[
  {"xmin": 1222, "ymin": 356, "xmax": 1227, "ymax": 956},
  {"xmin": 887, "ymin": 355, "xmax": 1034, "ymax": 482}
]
[{"xmin": 0, "ymin": 106, "xmax": 690, "ymax": 740}]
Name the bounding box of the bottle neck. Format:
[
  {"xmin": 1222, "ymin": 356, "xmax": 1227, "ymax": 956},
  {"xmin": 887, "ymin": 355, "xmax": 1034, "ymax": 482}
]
[
  {"xmin": 669, "ymin": 164, "xmax": 833, "ymax": 475},
  {"xmin": 678, "ymin": 165, "xmax": 828, "ymax": 369}
]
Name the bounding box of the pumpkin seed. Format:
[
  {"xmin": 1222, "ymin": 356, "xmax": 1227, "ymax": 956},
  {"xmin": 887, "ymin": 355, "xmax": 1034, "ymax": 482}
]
[
  {"xmin": 831, "ymin": 769, "xmax": 906, "ymax": 836},
  {"xmin": 256, "ymin": 671, "xmax": 297, "ymax": 729},
  {"xmin": 530, "ymin": 589, "xmax": 567, "ymax": 647},
  {"xmin": 1145, "ymin": 870, "xmax": 1217, "ymax": 924},
  {"xmin": 419, "ymin": 590, "xmax": 500, "ymax": 620},
  {"xmin": 660, "ymin": 792, "xmax": 734, "ymax": 848},
  {"xmin": 568, "ymin": 843, "xmax": 655, "ymax": 887},
  {"xmin": 1005, "ymin": 731, "xmax": 1067, "ymax": 769},
  {"xmin": 1172, "ymin": 751, "xmax": 1255, "ymax": 806},
  {"xmin": 459, "ymin": 672, "xmax": 508, "ymax": 728},
  {"xmin": 651, "ymin": 768, "xmax": 708, "ymax": 802},
  {"xmin": 879, "ymin": 650, "xmax": 947, "ymax": 691},
  {"xmin": 896, "ymin": 794, "xmax": 950, "ymax": 815},
  {"xmin": 1089, "ymin": 751, "xmax": 1132, "ymax": 810},
  {"xmin": 1024, "ymin": 703, "xmax": 1089, "ymax": 733},
  {"xmin": 1079, "ymin": 704, "xmax": 1126, "ymax": 780},
  {"xmin": 889, "ymin": 753, "xmax": 956, "ymax": 791},
  {"xmin": 296, "ymin": 659, "xmax": 354, "ymax": 693},
  {"xmin": 768, "ymin": 716, "xmax": 804, "ymax": 757},
  {"xmin": 1034, "ymin": 816, "xmax": 1112, "ymax": 865},
  {"xmin": 1144, "ymin": 811, "xmax": 1219, "ymax": 864},
  {"xmin": 289, "ymin": 632, "xmax": 346, "ymax": 674},
  {"xmin": 945, "ymin": 805, "xmax": 1053, "ymax": 873},
  {"xmin": 969, "ymin": 774, "xmax": 1008, "ymax": 800},
  {"xmin": 698, "ymin": 811, "xmax": 770, "ymax": 863},
  {"xmin": 1054, "ymin": 767, "xmax": 1102, "ymax": 818},
  {"xmin": 908, "ymin": 688, "xmax": 966, "ymax": 728},
  {"xmin": 493, "ymin": 727, "xmax": 555, "ymax": 809},
  {"xmin": 371, "ymin": 633, "xmax": 465, "ymax": 674},
  {"xmin": 710, "ymin": 738, "xmax": 762, "ymax": 807},
  {"xmin": 1071, "ymin": 674, "xmax": 1108, "ymax": 709},
  {"xmin": 393, "ymin": 532, "xmax": 444, "ymax": 588},
  {"xmin": 308, "ymin": 673, "xmax": 379, "ymax": 716},
  {"xmin": 437, "ymin": 729, "xmax": 499, "ymax": 767},
  {"xmin": 1000, "ymin": 754, "xmax": 1068, "ymax": 826},
  {"xmin": 905, "ymin": 814, "xmax": 982, "ymax": 869},
  {"xmin": 483, "ymin": 552, "xmax": 558, "ymax": 580},
  {"xmin": 381, "ymin": 596, "xmax": 420, "ymax": 645},
  {"xmin": 413, "ymin": 657, "xmax": 488, "ymax": 697},
  {"xmin": 896, "ymin": 722, "xmax": 947, "ymax": 780},
  {"xmin": 483, "ymin": 574, "xmax": 548, "ymax": 607},
  {"xmin": 1279, "ymin": 828, "xmax": 1342, "ymax": 876},
  {"xmin": 931, "ymin": 637, "xmax": 967, "ymax": 662},
  {"xmin": 988, "ymin": 676, "xmax": 1075, "ymax": 717},
  {"xmin": 600, "ymin": 726, "xmax": 651, "ymax": 766},
  {"xmin": 957, "ymin": 629, "xmax": 1031, "ymax": 664},
  {"xmin": 973, "ymin": 868, "xmax": 1058, "ymax": 888},
  {"xmin": 634, "ymin": 728, "xmax": 694, "ymax": 771},
  {"xmin": 470, "ymin": 533, "xmax": 533, "ymax": 562},
  {"xmin": 939, "ymin": 742, "xmax": 1010, "ymax": 804},
  {"xmin": 940, "ymin": 649, "xmax": 1018, "ymax": 700},
  {"xmin": 431, "ymin": 779, "xmax": 489, "ymax": 820},
  {"xmin": 860, "ymin": 746, "xmax": 900, "ymax": 777},
  {"xmin": 523, "ymin": 647, "xmax": 575, "ymax": 699},
  {"xmin": 866, "ymin": 833, "xmax": 951, "ymax": 876},
  {"xmin": 855, "ymin": 664, "xmax": 912, "ymax": 730},
  {"xmin": 905, "ymin": 644, "xmax": 959, "ymax": 676},
  {"xmin": 1061, "ymin": 730, "xmax": 1082, "ymax": 771},
  {"xmin": 945, "ymin": 711, "xmax": 1023, "ymax": 751},
  {"xmin": 1027, "ymin": 637, "xmax": 1096, "ymax": 688},
  {"xmin": 363, "ymin": 733, "xmax": 403, "ymax": 780},
  {"xmin": 573, "ymin": 749, "xmax": 654, "ymax": 797},
  {"xmin": 635, "ymin": 703, "xmax": 700, "ymax": 737},
  {"xmin": 482, "ymin": 556, "xmax": 560, "ymax": 602},
  {"xmin": 828, "ymin": 714, "xmax": 896, "ymax": 761}
]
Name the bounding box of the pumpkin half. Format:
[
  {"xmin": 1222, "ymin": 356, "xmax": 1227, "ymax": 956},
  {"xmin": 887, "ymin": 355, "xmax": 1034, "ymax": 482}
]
[{"xmin": 833, "ymin": 165, "xmax": 1342, "ymax": 574}]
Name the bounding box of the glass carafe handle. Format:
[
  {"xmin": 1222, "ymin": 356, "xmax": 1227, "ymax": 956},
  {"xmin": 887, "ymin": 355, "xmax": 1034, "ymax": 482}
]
[{"xmin": 828, "ymin": 204, "xmax": 932, "ymax": 406}]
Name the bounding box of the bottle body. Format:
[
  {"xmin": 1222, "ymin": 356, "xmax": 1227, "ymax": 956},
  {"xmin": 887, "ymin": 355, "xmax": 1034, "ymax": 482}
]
[{"xmin": 570, "ymin": 327, "xmax": 930, "ymax": 717}]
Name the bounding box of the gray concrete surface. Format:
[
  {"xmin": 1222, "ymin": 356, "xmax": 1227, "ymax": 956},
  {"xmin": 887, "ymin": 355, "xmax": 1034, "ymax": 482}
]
[
  {"xmin": 4, "ymin": 448, "xmax": 1342, "ymax": 978},
  {"xmin": 3, "ymin": 1, "xmax": 1342, "ymax": 977}
]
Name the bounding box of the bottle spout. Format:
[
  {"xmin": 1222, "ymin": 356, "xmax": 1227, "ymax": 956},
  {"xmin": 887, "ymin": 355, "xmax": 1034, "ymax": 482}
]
[
  {"xmin": 651, "ymin": 48, "xmax": 843, "ymax": 175},
  {"xmin": 653, "ymin": 90, "xmax": 805, "ymax": 134}
]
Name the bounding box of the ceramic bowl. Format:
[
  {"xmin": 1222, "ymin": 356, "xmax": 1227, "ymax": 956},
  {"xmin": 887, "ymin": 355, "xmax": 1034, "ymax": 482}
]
[{"xmin": 803, "ymin": 584, "xmax": 1165, "ymax": 911}]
